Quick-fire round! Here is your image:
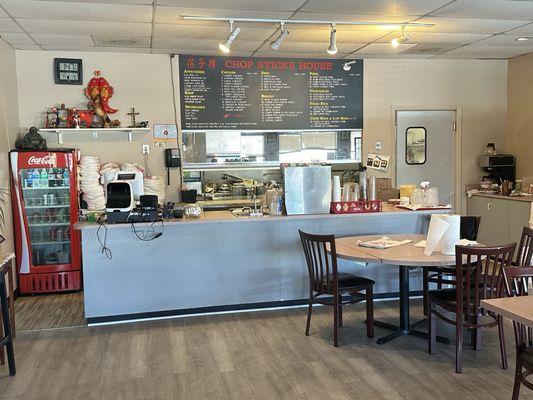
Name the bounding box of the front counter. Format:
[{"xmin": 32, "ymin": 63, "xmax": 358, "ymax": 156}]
[{"xmin": 76, "ymin": 207, "xmax": 442, "ymax": 323}]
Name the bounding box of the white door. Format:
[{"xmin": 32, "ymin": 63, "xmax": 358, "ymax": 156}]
[{"xmin": 396, "ymin": 110, "xmax": 455, "ymax": 206}]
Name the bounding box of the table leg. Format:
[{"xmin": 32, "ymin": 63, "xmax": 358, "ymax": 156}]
[{"xmin": 376, "ymin": 265, "xmax": 450, "ymax": 345}]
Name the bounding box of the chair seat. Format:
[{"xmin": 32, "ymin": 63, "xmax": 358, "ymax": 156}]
[
  {"xmin": 323, "ymin": 272, "xmax": 374, "ymax": 291},
  {"xmin": 520, "ymin": 347, "xmax": 533, "ymax": 370}
]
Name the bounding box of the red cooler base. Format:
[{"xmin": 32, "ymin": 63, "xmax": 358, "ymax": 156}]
[{"xmin": 19, "ymin": 271, "xmax": 81, "ymax": 294}]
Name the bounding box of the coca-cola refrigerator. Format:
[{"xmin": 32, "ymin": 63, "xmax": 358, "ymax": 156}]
[{"xmin": 10, "ymin": 149, "xmax": 82, "ymax": 294}]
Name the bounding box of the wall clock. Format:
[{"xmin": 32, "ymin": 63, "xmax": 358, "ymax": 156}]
[{"xmin": 54, "ymin": 58, "xmax": 83, "ymax": 85}]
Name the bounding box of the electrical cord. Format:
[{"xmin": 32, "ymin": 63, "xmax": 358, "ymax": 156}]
[
  {"xmin": 96, "ymin": 217, "xmax": 112, "ymax": 260},
  {"xmin": 127, "ymin": 211, "xmax": 164, "ymax": 241}
]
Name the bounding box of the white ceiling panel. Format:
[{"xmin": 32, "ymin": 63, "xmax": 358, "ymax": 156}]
[
  {"xmin": 504, "ymin": 22, "xmax": 533, "ymax": 36},
  {"xmin": 155, "ymin": 6, "xmax": 293, "ymax": 25},
  {"xmin": 475, "ymin": 33, "xmax": 533, "ymax": 46},
  {"xmin": 0, "ymin": 17, "xmax": 21, "ymax": 32},
  {"xmin": 0, "ymin": 6, "xmax": 6, "ymax": 17},
  {"xmin": 41, "ymin": 45, "xmax": 148, "ymax": 53},
  {"xmin": 93, "ymin": 35, "xmax": 150, "ymax": 47},
  {"xmin": 0, "ymin": 31, "xmax": 34, "ymax": 45},
  {"xmin": 439, "ymin": 44, "xmax": 533, "ymax": 58},
  {"xmin": 256, "ymin": 40, "xmax": 365, "ymax": 54},
  {"xmin": 0, "ymin": 0, "xmax": 152, "ymax": 22},
  {"xmin": 354, "ymin": 42, "xmax": 418, "ymax": 55},
  {"xmin": 432, "ymin": 0, "xmax": 533, "ymax": 20},
  {"xmin": 17, "ymin": 19, "xmax": 151, "ymax": 36},
  {"xmin": 152, "ymin": 48, "xmax": 253, "ymax": 57},
  {"xmin": 300, "ymin": 0, "xmax": 451, "ymax": 16},
  {"xmin": 409, "ymin": 17, "xmax": 530, "ymax": 34},
  {"xmin": 157, "ymin": 0, "xmax": 306, "ymax": 12},
  {"xmin": 11, "ymin": 43, "xmax": 40, "ymax": 50},
  {"xmin": 377, "ymin": 31, "xmax": 491, "ymax": 45},
  {"xmin": 254, "ymin": 51, "xmax": 351, "ymax": 59},
  {"xmin": 291, "ymin": 12, "xmax": 417, "ymax": 25},
  {"xmin": 152, "ymin": 37, "xmax": 265, "ymax": 52},
  {"xmin": 153, "ymin": 24, "xmax": 276, "ymax": 41},
  {"xmin": 32, "ymin": 33, "xmax": 94, "ymax": 46},
  {"xmin": 37, "ymin": 0, "xmax": 152, "ymax": 4},
  {"xmin": 274, "ymin": 28, "xmax": 387, "ymax": 43}
]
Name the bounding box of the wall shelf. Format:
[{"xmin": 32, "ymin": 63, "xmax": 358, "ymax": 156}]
[{"xmin": 38, "ymin": 128, "xmax": 151, "ymax": 144}]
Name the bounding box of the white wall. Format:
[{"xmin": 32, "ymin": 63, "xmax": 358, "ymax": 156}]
[{"xmin": 15, "ymin": 51, "xmax": 508, "ymax": 211}]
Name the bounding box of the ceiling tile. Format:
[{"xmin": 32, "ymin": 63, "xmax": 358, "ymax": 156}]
[
  {"xmin": 503, "ymin": 22, "xmax": 533, "ymax": 36},
  {"xmin": 276, "ymin": 27, "xmax": 386, "ymax": 43},
  {"xmin": 0, "ymin": 7, "xmax": 6, "ymax": 17},
  {"xmin": 291, "ymin": 12, "xmax": 418, "ymax": 26},
  {"xmin": 36, "ymin": 0, "xmax": 152, "ymax": 3},
  {"xmin": 0, "ymin": 17, "xmax": 21, "ymax": 32},
  {"xmin": 254, "ymin": 51, "xmax": 351, "ymax": 59},
  {"xmin": 353, "ymin": 42, "xmax": 418, "ymax": 55},
  {"xmin": 153, "ymin": 23, "xmax": 276, "ymax": 42},
  {"xmin": 377, "ymin": 31, "xmax": 491, "ymax": 45},
  {"xmin": 256, "ymin": 40, "xmax": 365, "ymax": 54},
  {"xmin": 17, "ymin": 19, "xmax": 151, "ymax": 36},
  {"xmin": 11, "ymin": 43, "xmax": 40, "ymax": 50},
  {"xmin": 401, "ymin": 43, "xmax": 459, "ymax": 55},
  {"xmin": 475, "ymin": 34, "xmax": 533, "ymax": 46},
  {"xmin": 439, "ymin": 44, "xmax": 533, "ymax": 58},
  {"xmin": 152, "ymin": 48, "xmax": 253, "ymax": 57},
  {"xmin": 410, "ymin": 16, "xmax": 530, "ymax": 34},
  {"xmin": 157, "ymin": 0, "xmax": 306, "ymax": 12},
  {"xmin": 152, "ymin": 37, "xmax": 264, "ymax": 52},
  {"xmin": 300, "ymin": 0, "xmax": 451, "ymax": 16},
  {"xmin": 93, "ymin": 35, "xmax": 150, "ymax": 47},
  {"xmin": 0, "ymin": 0, "xmax": 152, "ymax": 22},
  {"xmin": 0, "ymin": 31, "xmax": 34, "ymax": 45},
  {"xmin": 32, "ymin": 33, "xmax": 94, "ymax": 46},
  {"xmin": 155, "ymin": 6, "xmax": 293, "ymax": 25},
  {"xmin": 431, "ymin": 0, "xmax": 533, "ymax": 20},
  {"xmin": 41, "ymin": 45, "xmax": 148, "ymax": 53}
]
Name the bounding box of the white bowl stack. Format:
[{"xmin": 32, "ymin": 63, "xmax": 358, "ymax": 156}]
[{"xmin": 79, "ymin": 156, "xmax": 106, "ymax": 210}]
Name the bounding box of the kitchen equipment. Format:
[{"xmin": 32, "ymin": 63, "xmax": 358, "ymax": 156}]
[
  {"xmin": 102, "ymin": 170, "xmax": 144, "ymax": 200},
  {"xmin": 105, "ymin": 181, "xmax": 135, "ymax": 213},
  {"xmin": 368, "ymin": 176, "xmax": 377, "ymax": 201},
  {"xmin": 9, "ymin": 149, "xmax": 82, "ymax": 294},
  {"xmin": 478, "ymin": 154, "xmax": 515, "ymax": 184},
  {"xmin": 283, "ymin": 165, "xmax": 331, "ymax": 215},
  {"xmin": 359, "ymin": 167, "xmax": 368, "ymax": 200}
]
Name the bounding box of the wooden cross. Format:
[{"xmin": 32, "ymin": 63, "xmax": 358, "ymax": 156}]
[{"xmin": 127, "ymin": 107, "xmax": 140, "ymax": 127}]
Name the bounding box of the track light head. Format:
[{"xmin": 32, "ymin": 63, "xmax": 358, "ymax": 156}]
[
  {"xmin": 327, "ymin": 24, "xmax": 337, "ymax": 55},
  {"xmin": 219, "ymin": 21, "xmax": 241, "ymax": 53},
  {"xmin": 343, "ymin": 60, "xmax": 356, "ymax": 71},
  {"xmin": 391, "ymin": 27, "xmax": 410, "ymax": 48},
  {"xmin": 270, "ymin": 23, "xmax": 289, "ymax": 51}
]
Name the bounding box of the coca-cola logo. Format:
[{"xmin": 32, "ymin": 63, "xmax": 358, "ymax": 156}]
[{"xmin": 28, "ymin": 155, "xmax": 55, "ymax": 166}]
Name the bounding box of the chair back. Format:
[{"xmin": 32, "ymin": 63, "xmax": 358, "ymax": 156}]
[
  {"xmin": 299, "ymin": 230, "xmax": 338, "ymax": 296},
  {"xmin": 517, "ymin": 226, "xmax": 533, "ymax": 267},
  {"xmin": 502, "ymin": 266, "xmax": 533, "ymax": 350},
  {"xmin": 455, "ymin": 243, "xmax": 516, "ymax": 320},
  {"xmin": 460, "ymin": 216, "xmax": 481, "ymax": 241}
]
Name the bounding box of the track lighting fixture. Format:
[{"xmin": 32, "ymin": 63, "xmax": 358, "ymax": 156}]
[
  {"xmin": 219, "ymin": 20, "xmax": 241, "ymax": 53},
  {"xmin": 327, "ymin": 24, "xmax": 337, "ymax": 55},
  {"xmin": 391, "ymin": 26, "xmax": 410, "ymax": 48},
  {"xmin": 270, "ymin": 22, "xmax": 289, "ymax": 51},
  {"xmin": 342, "ymin": 60, "xmax": 356, "ymax": 71}
]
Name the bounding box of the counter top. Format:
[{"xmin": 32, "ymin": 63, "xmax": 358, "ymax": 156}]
[
  {"xmin": 471, "ymin": 192, "xmax": 533, "ymax": 203},
  {"xmin": 74, "ymin": 204, "xmax": 448, "ymax": 230}
]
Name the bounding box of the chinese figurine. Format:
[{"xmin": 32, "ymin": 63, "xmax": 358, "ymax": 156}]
[{"xmin": 85, "ymin": 70, "xmax": 118, "ymax": 128}]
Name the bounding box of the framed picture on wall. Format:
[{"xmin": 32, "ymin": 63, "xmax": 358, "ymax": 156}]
[{"xmin": 54, "ymin": 58, "xmax": 83, "ymax": 85}]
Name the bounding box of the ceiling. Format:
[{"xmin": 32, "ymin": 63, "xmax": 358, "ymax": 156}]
[{"xmin": 2, "ymin": 0, "xmax": 533, "ymax": 59}]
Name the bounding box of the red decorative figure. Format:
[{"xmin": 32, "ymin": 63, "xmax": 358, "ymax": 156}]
[{"xmin": 85, "ymin": 70, "xmax": 118, "ymax": 128}]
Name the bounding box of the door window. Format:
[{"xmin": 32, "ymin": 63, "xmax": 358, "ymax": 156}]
[{"xmin": 405, "ymin": 127, "xmax": 426, "ymax": 165}]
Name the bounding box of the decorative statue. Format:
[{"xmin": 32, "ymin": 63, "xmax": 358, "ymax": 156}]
[
  {"xmin": 16, "ymin": 127, "xmax": 47, "ymax": 150},
  {"xmin": 85, "ymin": 70, "xmax": 118, "ymax": 128}
]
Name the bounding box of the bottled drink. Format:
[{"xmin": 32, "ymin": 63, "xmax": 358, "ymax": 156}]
[{"xmin": 40, "ymin": 168, "xmax": 48, "ymax": 187}]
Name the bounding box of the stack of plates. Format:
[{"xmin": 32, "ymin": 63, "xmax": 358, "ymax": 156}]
[
  {"xmin": 144, "ymin": 176, "xmax": 165, "ymax": 204},
  {"xmin": 79, "ymin": 156, "xmax": 106, "ymax": 210}
]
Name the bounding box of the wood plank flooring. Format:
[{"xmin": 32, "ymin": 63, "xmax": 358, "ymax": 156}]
[
  {"xmin": 14, "ymin": 292, "xmax": 85, "ymax": 332},
  {"xmin": 1, "ymin": 299, "xmax": 532, "ymax": 400}
]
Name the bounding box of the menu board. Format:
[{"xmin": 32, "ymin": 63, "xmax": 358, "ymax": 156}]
[{"xmin": 179, "ymin": 55, "xmax": 363, "ymax": 132}]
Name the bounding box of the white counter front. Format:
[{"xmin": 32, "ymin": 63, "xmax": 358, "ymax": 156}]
[{"xmin": 76, "ymin": 208, "xmax": 442, "ymax": 323}]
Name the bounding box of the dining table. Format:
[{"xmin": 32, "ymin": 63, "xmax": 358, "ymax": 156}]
[
  {"xmin": 481, "ymin": 296, "xmax": 533, "ymax": 329},
  {"xmin": 335, "ymin": 233, "xmax": 456, "ymax": 345}
]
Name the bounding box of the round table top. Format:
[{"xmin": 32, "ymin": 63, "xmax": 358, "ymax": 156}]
[{"xmin": 335, "ymin": 234, "xmax": 458, "ymax": 267}]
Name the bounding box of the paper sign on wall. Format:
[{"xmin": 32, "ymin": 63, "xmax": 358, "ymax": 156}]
[
  {"xmin": 153, "ymin": 124, "xmax": 178, "ymax": 146},
  {"xmin": 366, "ymin": 153, "xmax": 390, "ymax": 172}
]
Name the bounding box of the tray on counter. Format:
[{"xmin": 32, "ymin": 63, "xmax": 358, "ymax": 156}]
[
  {"xmin": 395, "ymin": 204, "xmax": 452, "ymax": 211},
  {"xmin": 330, "ymin": 200, "xmax": 382, "ymax": 214}
]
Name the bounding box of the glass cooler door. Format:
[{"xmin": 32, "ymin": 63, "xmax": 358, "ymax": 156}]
[{"xmin": 20, "ymin": 167, "xmax": 72, "ymax": 266}]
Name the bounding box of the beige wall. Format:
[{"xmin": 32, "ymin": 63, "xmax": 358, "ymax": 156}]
[
  {"xmin": 15, "ymin": 52, "xmax": 508, "ymax": 210},
  {"xmin": 15, "ymin": 50, "xmax": 181, "ymax": 200},
  {"xmin": 507, "ymin": 53, "xmax": 533, "ymax": 179},
  {"xmin": 0, "ymin": 39, "xmax": 19, "ymax": 257}
]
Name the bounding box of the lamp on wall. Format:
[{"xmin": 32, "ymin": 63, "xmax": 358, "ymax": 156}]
[
  {"xmin": 391, "ymin": 26, "xmax": 410, "ymax": 48},
  {"xmin": 270, "ymin": 22, "xmax": 289, "ymax": 51},
  {"xmin": 327, "ymin": 24, "xmax": 338, "ymax": 55},
  {"xmin": 219, "ymin": 20, "xmax": 241, "ymax": 53}
]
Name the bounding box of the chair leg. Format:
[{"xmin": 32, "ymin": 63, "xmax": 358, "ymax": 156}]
[
  {"xmin": 471, "ymin": 315, "xmax": 482, "ymax": 351},
  {"xmin": 7, "ymin": 267, "xmax": 14, "ymax": 339},
  {"xmin": 429, "ymin": 304, "xmax": 436, "ymax": 355},
  {"xmin": 423, "ymin": 269, "xmax": 429, "ymax": 316},
  {"xmin": 498, "ymin": 315, "xmax": 508, "ymax": 370},
  {"xmin": 437, "ymin": 271, "xmax": 443, "ymax": 290},
  {"xmin": 512, "ymin": 356, "xmax": 522, "ymax": 400},
  {"xmin": 0, "ymin": 280, "xmax": 15, "ymax": 375},
  {"xmin": 333, "ymin": 297, "xmax": 340, "ymax": 347},
  {"xmin": 305, "ymin": 297, "xmax": 313, "ymax": 336},
  {"xmin": 338, "ymin": 295, "xmax": 343, "ymax": 328},
  {"xmin": 366, "ymin": 286, "xmax": 374, "ymax": 338},
  {"xmin": 0, "ymin": 307, "xmax": 4, "ymax": 365},
  {"xmin": 456, "ymin": 313, "xmax": 464, "ymax": 373}
]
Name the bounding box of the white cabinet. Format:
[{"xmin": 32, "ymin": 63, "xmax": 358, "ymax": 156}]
[{"xmin": 467, "ymin": 195, "xmax": 531, "ymax": 246}]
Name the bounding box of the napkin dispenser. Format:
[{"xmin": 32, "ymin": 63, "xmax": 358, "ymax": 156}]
[{"xmin": 424, "ymin": 214, "xmax": 460, "ymax": 256}]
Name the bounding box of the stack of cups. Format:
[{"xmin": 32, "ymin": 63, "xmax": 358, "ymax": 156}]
[
  {"xmin": 79, "ymin": 156, "xmax": 106, "ymax": 210},
  {"xmin": 332, "ymin": 176, "xmax": 341, "ymax": 202}
]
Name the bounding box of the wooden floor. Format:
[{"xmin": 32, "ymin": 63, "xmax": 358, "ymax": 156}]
[
  {"xmin": 1, "ymin": 299, "xmax": 532, "ymax": 400},
  {"xmin": 14, "ymin": 292, "xmax": 86, "ymax": 332}
]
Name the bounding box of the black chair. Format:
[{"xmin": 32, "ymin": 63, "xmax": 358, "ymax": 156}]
[
  {"xmin": 502, "ymin": 266, "xmax": 533, "ymax": 400},
  {"xmin": 299, "ymin": 230, "xmax": 374, "ymax": 347},
  {"xmin": 0, "ymin": 254, "xmax": 15, "ymax": 376},
  {"xmin": 515, "ymin": 226, "xmax": 533, "ymax": 267},
  {"xmin": 428, "ymin": 243, "xmax": 516, "ymax": 373},
  {"xmin": 422, "ymin": 216, "xmax": 481, "ymax": 316}
]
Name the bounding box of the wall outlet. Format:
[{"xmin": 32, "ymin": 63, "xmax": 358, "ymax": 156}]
[{"xmin": 142, "ymin": 144, "xmax": 150, "ymax": 154}]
